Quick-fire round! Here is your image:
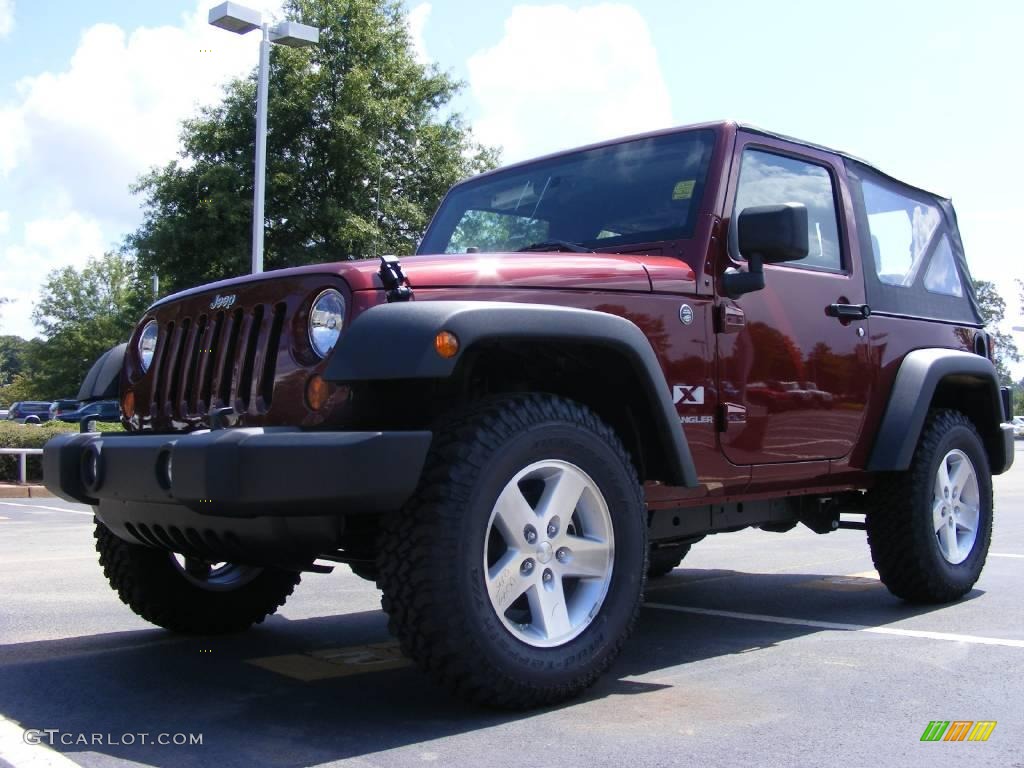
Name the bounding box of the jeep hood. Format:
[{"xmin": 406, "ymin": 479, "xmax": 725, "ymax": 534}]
[
  {"xmin": 150, "ymin": 252, "xmax": 695, "ymax": 310},
  {"xmin": 339, "ymin": 252, "xmax": 696, "ymax": 293}
]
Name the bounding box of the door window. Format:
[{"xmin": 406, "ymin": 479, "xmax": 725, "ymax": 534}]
[{"xmin": 732, "ymin": 150, "xmax": 842, "ymax": 271}]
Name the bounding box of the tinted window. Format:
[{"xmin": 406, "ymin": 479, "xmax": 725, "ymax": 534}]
[
  {"xmin": 420, "ymin": 130, "xmax": 715, "ymax": 254},
  {"xmin": 732, "ymin": 150, "xmax": 842, "ymax": 270},
  {"xmin": 923, "ymin": 235, "xmax": 964, "ymax": 297},
  {"xmin": 862, "ymin": 178, "xmax": 949, "ymax": 288}
]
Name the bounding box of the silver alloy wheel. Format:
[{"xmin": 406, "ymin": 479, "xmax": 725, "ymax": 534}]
[
  {"xmin": 932, "ymin": 449, "xmax": 980, "ymax": 565},
  {"xmin": 171, "ymin": 554, "xmax": 263, "ymax": 592},
  {"xmin": 483, "ymin": 459, "xmax": 614, "ymax": 648}
]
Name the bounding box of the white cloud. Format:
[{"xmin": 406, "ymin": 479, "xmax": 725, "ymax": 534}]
[
  {"xmin": 407, "ymin": 3, "xmax": 431, "ymax": 65},
  {"xmin": 467, "ymin": 4, "xmax": 673, "ymax": 163},
  {"xmin": 2, "ymin": 2, "xmax": 282, "ymax": 221},
  {"xmin": 0, "ymin": 1, "xmax": 282, "ymax": 339},
  {"xmin": 0, "ymin": 211, "xmax": 8, "ymax": 236},
  {"xmin": 0, "ymin": 0, "xmax": 13, "ymax": 39},
  {"xmin": 1, "ymin": 212, "xmax": 106, "ymax": 338}
]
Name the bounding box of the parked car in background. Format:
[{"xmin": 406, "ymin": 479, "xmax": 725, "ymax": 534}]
[
  {"xmin": 6, "ymin": 401, "xmax": 54, "ymax": 424},
  {"xmin": 1012, "ymin": 417, "xmax": 1024, "ymax": 439},
  {"xmin": 49, "ymin": 399, "xmax": 81, "ymax": 420},
  {"xmin": 59, "ymin": 400, "xmax": 120, "ymax": 424}
]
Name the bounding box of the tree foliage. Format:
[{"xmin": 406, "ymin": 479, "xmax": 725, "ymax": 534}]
[
  {"xmin": 0, "ymin": 335, "xmax": 31, "ymax": 388},
  {"xmin": 973, "ymin": 279, "xmax": 1019, "ymax": 385},
  {"xmin": 129, "ymin": 0, "xmax": 499, "ymax": 295},
  {"xmin": 26, "ymin": 252, "xmax": 147, "ymax": 398}
]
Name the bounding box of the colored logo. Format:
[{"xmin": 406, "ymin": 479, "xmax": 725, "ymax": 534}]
[{"xmin": 920, "ymin": 721, "xmax": 996, "ymax": 742}]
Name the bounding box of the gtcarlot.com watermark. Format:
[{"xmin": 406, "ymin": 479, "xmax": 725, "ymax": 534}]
[{"xmin": 24, "ymin": 729, "xmax": 203, "ymax": 747}]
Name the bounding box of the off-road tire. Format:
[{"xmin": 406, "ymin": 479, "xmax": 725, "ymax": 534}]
[
  {"xmin": 376, "ymin": 394, "xmax": 647, "ymax": 709},
  {"xmin": 95, "ymin": 519, "xmax": 301, "ymax": 633},
  {"xmin": 647, "ymin": 543, "xmax": 691, "ymax": 578},
  {"xmin": 348, "ymin": 562, "xmax": 379, "ymax": 582},
  {"xmin": 866, "ymin": 409, "xmax": 993, "ymax": 603}
]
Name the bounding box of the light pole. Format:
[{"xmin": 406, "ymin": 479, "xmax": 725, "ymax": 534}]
[{"xmin": 208, "ymin": 2, "xmax": 320, "ymax": 274}]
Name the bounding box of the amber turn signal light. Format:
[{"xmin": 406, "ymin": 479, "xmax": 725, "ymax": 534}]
[
  {"xmin": 434, "ymin": 331, "xmax": 459, "ymax": 359},
  {"xmin": 306, "ymin": 374, "xmax": 330, "ymax": 411},
  {"xmin": 121, "ymin": 390, "xmax": 135, "ymax": 420}
]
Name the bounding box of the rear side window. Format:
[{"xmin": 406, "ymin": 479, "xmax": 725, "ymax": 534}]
[
  {"xmin": 923, "ymin": 236, "xmax": 964, "ymax": 297},
  {"xmin": 846, "ymin": 159, "xmax": 981, "ymax": 325},
  {"xmin": 732, "ymin": 150, "xmax": 842, "ymax": 271},
  {"xmin": 862, "ymin": 179, "xmax": 949, "ymax": 289}
]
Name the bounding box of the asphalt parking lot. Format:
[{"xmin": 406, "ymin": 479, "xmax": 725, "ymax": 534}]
[{"xmin": 2, "ymin": 447, "xmax": 1023, "ymax": 768}]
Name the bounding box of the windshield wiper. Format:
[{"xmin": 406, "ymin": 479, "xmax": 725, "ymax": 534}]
[{"xmin": 517, "ymin": 240, "xmax": 594, "ymax": 254}]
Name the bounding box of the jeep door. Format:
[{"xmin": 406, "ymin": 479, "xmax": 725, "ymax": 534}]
[{"xmin": 715, "ymin": 132, "xmax": 873, "ymax": 466}]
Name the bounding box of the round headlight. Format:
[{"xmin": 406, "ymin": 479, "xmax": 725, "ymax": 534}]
[
  {"xmin": 138, "ymin": 320, "xmax": 158, "ymax": 373},
  {"xmin": 308, "ymin": 289, "xmax": 346, "ymax": 358}
]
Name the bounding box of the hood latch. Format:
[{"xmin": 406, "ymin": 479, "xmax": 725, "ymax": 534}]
[{"xmin": 378, "ymin": 254, "xmax": 414, "ymax": 303}]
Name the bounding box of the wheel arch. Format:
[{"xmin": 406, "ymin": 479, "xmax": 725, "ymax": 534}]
[
  {"xmin": 326, "ymin": 301, "xmax": 698, "ymax": 487},
  {"xmin": 867, "ymin": 348, "xmax": 1011, "ymax": 475}
]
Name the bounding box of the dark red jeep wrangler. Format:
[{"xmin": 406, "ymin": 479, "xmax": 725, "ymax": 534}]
[{"xmin": 44, "ymin": 121, "xmax": 1013, "ymax": 708}]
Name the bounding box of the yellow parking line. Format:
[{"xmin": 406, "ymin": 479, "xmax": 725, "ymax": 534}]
[
  {"xmin": 846, "ymin": 570, "xmax": 879, "ymax": 579},
  {"xmin": 247, "ymin": 641, "xmax": 411, "ymax": 681}
]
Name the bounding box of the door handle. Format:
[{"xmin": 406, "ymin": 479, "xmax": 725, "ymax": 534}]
[{"xmin": 826, "ymin": 303, "xmax": 871, "ymax": 321}]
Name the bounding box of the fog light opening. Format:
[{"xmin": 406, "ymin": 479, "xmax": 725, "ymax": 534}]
[
  {"xmin": 156, "ymin": 449, "xmax": 173, "ymax": 491},
  {"xmin": 81, "ymin": 445, "xmax": 103, "ymax": 491}
]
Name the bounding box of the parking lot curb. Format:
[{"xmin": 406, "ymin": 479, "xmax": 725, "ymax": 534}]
[{"xmin": 0, "ymin": 484, "xmax": 54, "ymax": 498}]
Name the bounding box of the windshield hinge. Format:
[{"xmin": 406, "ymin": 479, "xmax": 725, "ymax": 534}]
[{"xmin": 378, "ymin": 255, "xmax": 414, "ymax": 303}]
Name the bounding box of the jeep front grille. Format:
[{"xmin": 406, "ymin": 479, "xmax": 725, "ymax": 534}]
[{"xmin": 148, "ymin": 302, "xmax": 286, "ymax": 421}]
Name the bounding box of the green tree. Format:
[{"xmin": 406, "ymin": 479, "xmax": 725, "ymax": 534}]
[
  {"xmin": 28, "ymin": 252, "xmax": 147, "ymax": 398},
  {"xmin": 0, "ymin": 335, "xmax": 30, "ymax": 388},
  {"xmin": 0, "ymin": 371, "xmax": 46, "ymax": 406},
  {"xmin": 129, "ymin": 0, "xmax": 499, "ymax": 295},
  {"xmin": 973, "ymin": 279, "xmax": 1019, "ymax": 385}
]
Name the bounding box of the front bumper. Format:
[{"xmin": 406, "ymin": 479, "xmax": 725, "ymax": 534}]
[
  {"xmin": 42, "ymin": 428, "xmax": 432, "ymax": 564},
  {"xmin": 44, "ymin": 427, "xmax": 432, "ymax": 515}
]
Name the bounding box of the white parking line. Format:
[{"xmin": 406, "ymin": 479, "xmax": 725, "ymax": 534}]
[
  {"xmin": 990, "ymin": 553, "xmax": 1024, "ymax": 559},
  {"xmin": 0, "ymin": 714, "xmax": 82, "ymax": 768},
  {"xmin": 645, "ymin": 603, "xmax": 1024, "ymax": 649},
  {"xmin": 0, "ymin": 501, "xmax": 93, "ymax": 516}
]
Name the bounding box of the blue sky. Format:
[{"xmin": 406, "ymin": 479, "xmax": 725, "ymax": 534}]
[{"xmin": 1, "ymin": 0, "xmax": 1023, "ymax": 356}]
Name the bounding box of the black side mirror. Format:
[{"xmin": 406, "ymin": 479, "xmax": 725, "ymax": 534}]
[{"xmin": 722, "ymin": 203, "xmax": 809, "ymax": 298}]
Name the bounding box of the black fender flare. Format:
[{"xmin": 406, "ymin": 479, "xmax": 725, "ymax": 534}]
[
  {"xmin": 326, "ymin": 301, "xmax": 698, "ymax": 487},
  {"xmin": 77, "ymin": 343, "xmax": 126, "ymax": 402},
  {"xmin": 867, "ymin": 348, "xmax": 1011, "ymax": 474}
]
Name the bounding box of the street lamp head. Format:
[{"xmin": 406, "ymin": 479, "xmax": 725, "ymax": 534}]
[
  {"xmin": 208, "ymin": 2, "xmax": 262, "ymax": 34},
  {"xmin": 269, "ymin": 21, "xmax": 320, "ymax": 47}
]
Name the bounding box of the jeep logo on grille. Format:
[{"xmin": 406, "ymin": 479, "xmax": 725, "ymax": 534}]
[{"xmin": 210, "ymin": 294, "xmax": 237, "ymax": 310}]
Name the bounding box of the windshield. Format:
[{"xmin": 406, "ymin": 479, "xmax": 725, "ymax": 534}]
[{"xmin": 419, "ymin": 129, "xmax": 715, "ymax": 255}]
